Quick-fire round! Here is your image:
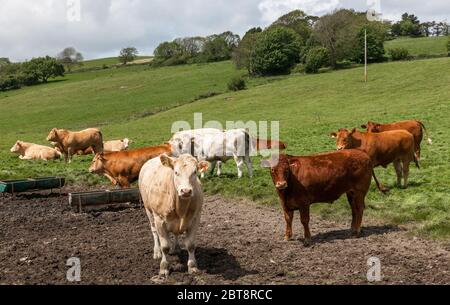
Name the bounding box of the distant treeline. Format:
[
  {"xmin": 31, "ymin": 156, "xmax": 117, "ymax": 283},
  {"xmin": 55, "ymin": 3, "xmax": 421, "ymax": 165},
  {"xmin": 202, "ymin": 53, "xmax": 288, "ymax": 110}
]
[{"xmin": 152, "ymin": 9, "xmax": 450, "ymax": 76}]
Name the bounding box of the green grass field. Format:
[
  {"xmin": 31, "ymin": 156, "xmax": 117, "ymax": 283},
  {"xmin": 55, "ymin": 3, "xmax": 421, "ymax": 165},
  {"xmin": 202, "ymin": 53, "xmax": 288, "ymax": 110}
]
[
  {"xmin": 385, "ymin": 36, "xmax": 449, "ymax": 57},
  {"xmin": 1, "ymin": 57, "xmax": 449, "ymax": 240},
  {"xmin": 75, "ymin": 56, "xmax": 153, "ymax": 70}
]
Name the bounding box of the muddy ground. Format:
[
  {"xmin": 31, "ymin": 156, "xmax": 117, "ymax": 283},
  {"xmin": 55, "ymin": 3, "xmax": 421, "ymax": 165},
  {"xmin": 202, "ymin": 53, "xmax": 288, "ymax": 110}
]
[{"xmin": 0, "ymin": 187, "xmax": 449, "ymax": 285}]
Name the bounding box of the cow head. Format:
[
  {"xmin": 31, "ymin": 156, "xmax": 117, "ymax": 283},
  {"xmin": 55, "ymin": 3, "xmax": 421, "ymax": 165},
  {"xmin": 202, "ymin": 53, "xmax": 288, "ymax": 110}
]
[
  {"xmin": 362, "ymin": 121, "xmax": 382, "ymax": 133},
  {"xmin": 122, "ymin": 138, "xmax": 132, "ymax": 150},
  {"xmin": 330, "ymin": 128, "xmax": 359, "ymax": 150},
  {"xmin": 261, "ymin": 155, "xmax": 291, "ymax": 190},
  {"xmin": 160, "ymin": 154, "xmax": 209, "ymax": 199},
  {"xmin": 46, "ymin": 128, "xmax": 59, "ymax": 142},
  {"xmin": 10, "ymin": 141, "xmax": 23, "ymax": 153},
  {"xmin": 168, "ymin": 136, "xmax": 195, "ymax": 157},
  {"xmin": 89, "ymin": 153, "xmax": 106, "ymax": 174}
]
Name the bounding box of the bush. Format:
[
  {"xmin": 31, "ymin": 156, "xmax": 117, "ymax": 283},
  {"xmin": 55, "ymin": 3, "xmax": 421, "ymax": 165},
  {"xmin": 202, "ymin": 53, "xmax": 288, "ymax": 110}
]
[
  {"xmin": 305, "ymin": 47, "xmax": 330, "ymax": 73},
  {"xmin": 291, "ymin": 63, "xmax": 306, "ymax": 74},
  {"xmin": 388, "ymin": 48, "xmax": 411, "ymax": 61},
  {"xmin": 227, "ymin": 76, "xmax": 246, "ymax": 91},
  {"xmin": 447, "ymin": 38, "xmax": 450, "ymax": 57},
  {"xmin": 250, "ymin": 26, "xmax": 302, "ymax": 76}
]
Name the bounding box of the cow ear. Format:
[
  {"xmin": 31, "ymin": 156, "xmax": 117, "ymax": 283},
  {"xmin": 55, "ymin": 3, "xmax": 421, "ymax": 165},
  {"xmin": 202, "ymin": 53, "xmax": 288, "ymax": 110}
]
[
  {"xmin": 330, "ymin": 132, "xmax": 337, "ymax": 139},
  {"xmin": 260, "ymin": 160, "xmax": 272, "ymax": 168},
  {"xmin": 361, "ymin": 124, "xmax": 367, "ymax": 129},
  {"xmin": 160, "ymin": 154, "xmax": 175, "ymax": 169},
  {"xmin": 350, "ymin": 128, "xmax": 357, "ymax": 134},
  {"xmin": 197, "ymin": 161, "xmax": 209, "ymax": 174}
]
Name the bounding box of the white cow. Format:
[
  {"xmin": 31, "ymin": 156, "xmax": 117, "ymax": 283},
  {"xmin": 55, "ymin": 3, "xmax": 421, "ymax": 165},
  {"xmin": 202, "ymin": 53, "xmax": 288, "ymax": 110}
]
[
  {"xmin": 10, "ymin": 141, "xmax": 62, "ymax": 161},
  {"xmin": 139, "ymin": 154, "xmax": 209, "ymax": 277},
  {"xmin": 169, "ymin": 128, "xmax": 254, "ymax": 178}
]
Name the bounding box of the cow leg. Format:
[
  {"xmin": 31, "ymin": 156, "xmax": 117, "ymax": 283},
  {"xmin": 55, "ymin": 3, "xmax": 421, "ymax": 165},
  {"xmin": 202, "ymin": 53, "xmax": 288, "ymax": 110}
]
[
  {"xmin": 217, "ymin": 161, "xmax": 223, "ymax": 177},
  {"xmin": 67, "ymin": 148, "xmax": 73, "ymax": 163},
  {"xmin": 117, "ymin": 176, "xmax": 130, "ymax": 189},
  {"xmin": 145, "ymin": 208, "xmax": 161, "ymax": 260},
  {"xmin": 209, "ymin": 161, "xmax": 217, "ymax": 176},
  {"xmin": 64, "ymin": 153, "xmax": 69, "ymax": 163},
  {"xmin": 299, "ymin": 205, "xmax": 311, "ymax": 246},
  {"xmin": 283, "ymin": 209, "xmax": 294, "ymax": 241},
  {"xmin": 353, "ymin": 194, "xmax": 366, "ymax": 238},
  {"xmin": 347, "ymin": 192, "xmax": 357, "ymax": 234},
  {"xmin": 245, "ymin": 155, "xmax": 253, "ymax": 178},
  {"xmin": 393, "ymin": 160, "xmax": 403, "ymax": 187},
  {"xmin": 402, "ymin": 160, "xmax": 410, "ymax": 189},
  {"xmin": 154, "ymin": 216, "xmax": 171, "ymax": 277},
  {"xmin": 234, "ymin": 156, "xmax": 245, "ymax": 178},
  {"xmin": 184, "ymin": 216, "xmax": 200, "ymax": 274}
]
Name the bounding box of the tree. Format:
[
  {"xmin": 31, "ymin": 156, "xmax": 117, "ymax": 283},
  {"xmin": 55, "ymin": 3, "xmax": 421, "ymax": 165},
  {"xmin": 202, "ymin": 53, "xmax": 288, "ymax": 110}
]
[
  {"xmin": 201, "ymin": 36, "xmax": 232, "ymax": 62},
  {"xmin": 447, "ymin": 37, "xmax": 450, "ymax": 56},
  {"xmin": 22, "ymin": 56, "xmax": 65, "ymax": 83},
  {"xmin": 352, "ymin": 24, "xmax": 386, "ymax": 63},
  {"xmin": 270, "ymin": 10, "xmax": 317, "ymax": 43},
  {"xmin": 250, "ymin": 26, "xmax": 302, "ymax": 75},
  {"xmin": 232, "ymin": 27, "xmax": 262, "ymax": 72},
  {"xmin": 57, "ymin": 47, "xmax": 83, "ymax": 72},
  {"xmin": 392, "ymin": 13, "xmax": 422, "ymax": 37},
  {"xmin": 174, "ymin": 37, "xmax": 205, "ymax": 57},
  {"xmin": 313, "ymin": 9, "xmax": 366, "ymax": 67},
  {"xmin": 305, "ymin": 47, "xmax": 330, "ymax": 73},
  {"xmin": 119, "ymin": 47, "xmax": 139, "ymax": 65}
]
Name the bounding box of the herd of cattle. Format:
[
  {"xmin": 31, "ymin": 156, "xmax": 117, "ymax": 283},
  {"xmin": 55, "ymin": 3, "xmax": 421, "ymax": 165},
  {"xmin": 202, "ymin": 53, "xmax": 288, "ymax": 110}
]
[{"xmin": 9, "ymin": 119, "xmax": 432, "ymax": 277}]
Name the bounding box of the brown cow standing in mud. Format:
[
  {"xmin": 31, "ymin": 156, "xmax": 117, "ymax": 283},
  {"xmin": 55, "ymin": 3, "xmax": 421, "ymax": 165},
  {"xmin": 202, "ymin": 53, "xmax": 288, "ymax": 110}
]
[
  {"xmin": 361, "ymin": 120, "xmax": 432, "ymax": 160},
  {"xmin": 47, "ymin": 128, "xmax": 103, "ymax": 163},
  {"xmin": 331, "ymin": 128, "xmax": 419, "ymax": 189},
  {"xmin": 261, "ymin": 150, "xmax": 384, "ymax": 245},
  {"xmin": 89, "ymin": 144, "xmax": 172, "ymax": 188}
]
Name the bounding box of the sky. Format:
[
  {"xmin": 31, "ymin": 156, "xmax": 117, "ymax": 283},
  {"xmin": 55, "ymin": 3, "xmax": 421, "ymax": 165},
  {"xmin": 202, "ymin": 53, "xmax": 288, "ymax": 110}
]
[{"xmin": 0, "ymin": 0, "xmax": 449, "ymax": 62}]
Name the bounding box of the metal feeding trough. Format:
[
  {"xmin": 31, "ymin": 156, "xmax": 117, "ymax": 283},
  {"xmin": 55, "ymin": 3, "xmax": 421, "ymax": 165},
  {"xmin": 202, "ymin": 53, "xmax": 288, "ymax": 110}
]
[
  {"xmin": 69, "ymin": 188, "xmax": 141, "ymax": 213},
  {"xmin": 0, "ymin": 177, "xmax": 65, "ymax": 196}
]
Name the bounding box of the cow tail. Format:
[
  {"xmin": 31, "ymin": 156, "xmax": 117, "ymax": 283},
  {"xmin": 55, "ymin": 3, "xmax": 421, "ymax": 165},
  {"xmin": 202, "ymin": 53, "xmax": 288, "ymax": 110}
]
[
  {"xmin": 413, "ymin": 152, "xmax": 420, "ymax": 169},
  {"xmin": 372, "ymin": 170, "xmax": 388, "ymax": 194},
  {"xmin": 418, "ymin": 121, "xmax": 432, "ymax": 145}
]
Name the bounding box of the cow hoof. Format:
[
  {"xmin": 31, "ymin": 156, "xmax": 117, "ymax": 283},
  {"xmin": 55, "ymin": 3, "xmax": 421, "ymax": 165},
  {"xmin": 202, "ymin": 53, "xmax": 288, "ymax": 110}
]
[
  {"xmin": 159, "ymin": 268, "xmax": 170, "ymax": 278},
  {"xmin": 188, "ymin": 267, "xmax": 200, "ymax": 275},
  {"xmin": 153, "ymin": 253, "xmax": 162, "ymax": 260},
  {"xmin": 284, "ymin": 236, "xmax": 292, "ymax": 242},
  {"xmin": 303, "ymin": 239, "xmax": 312, "ymax": 247}
]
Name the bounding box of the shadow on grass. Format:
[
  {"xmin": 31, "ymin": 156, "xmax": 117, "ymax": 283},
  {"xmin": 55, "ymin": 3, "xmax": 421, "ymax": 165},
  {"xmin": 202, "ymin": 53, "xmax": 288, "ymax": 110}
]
[
  {"xmin": 176, "ymin": 247, "xmax": 258, "ymax": 281},
  {"xmin": 311, "ymin": 224, "xmax": 403, "ymax": 244}
]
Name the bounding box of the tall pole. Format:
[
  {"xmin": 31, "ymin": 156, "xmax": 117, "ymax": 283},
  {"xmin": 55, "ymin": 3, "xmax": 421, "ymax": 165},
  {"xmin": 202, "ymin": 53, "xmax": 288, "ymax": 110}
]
[{"xmin": 364, "ymin": 28, "xmax": 368, "ymax": 83}]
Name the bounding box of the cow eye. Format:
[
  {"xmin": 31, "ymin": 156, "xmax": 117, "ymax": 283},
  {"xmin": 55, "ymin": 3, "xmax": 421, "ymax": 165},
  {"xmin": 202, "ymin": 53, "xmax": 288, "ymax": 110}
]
[{"xmin": 175, "ymin": 171, "xmax": 180, "ymax": 176}]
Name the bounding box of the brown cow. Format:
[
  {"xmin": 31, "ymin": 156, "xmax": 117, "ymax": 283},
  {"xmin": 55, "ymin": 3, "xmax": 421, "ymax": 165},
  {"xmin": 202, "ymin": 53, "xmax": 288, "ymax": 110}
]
[
  {"xmin": 361, "ymin": 120, "xmax": 432, "ymax": 160},
  {"xmin": 331, "ymin": 128, "xmax": 419, "ymax": 189},
  {"xmin": 261, "ymin": 151, "xmax": 383, "ymax": 244},
  {"xmin": 89, "ymin": 144, "xmax": 172, "ymax": 188},
  {"xmin": 47, "ymin": 128, "xmax": 103, "ymax": 163}
]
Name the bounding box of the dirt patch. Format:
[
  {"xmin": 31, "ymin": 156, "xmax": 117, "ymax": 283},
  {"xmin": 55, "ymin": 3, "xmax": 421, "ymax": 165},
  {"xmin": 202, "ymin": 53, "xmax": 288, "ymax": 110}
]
[{"xmin": 0, "ymin": 189, "xmax": 448, "ymax": 285}]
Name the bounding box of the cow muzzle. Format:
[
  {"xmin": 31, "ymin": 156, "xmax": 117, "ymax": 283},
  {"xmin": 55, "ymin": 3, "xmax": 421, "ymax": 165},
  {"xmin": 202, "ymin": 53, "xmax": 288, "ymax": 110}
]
[
  {"xmin": 337, "ymin": 146, "xmax": 345, "ymax": 151},
  {"xmin": 179, "ymin": 188, "xmax": 193, "ymax": 198},
  {"xmin": 275, "ymin": 181, "xmax": 288, "ymax": 190}
]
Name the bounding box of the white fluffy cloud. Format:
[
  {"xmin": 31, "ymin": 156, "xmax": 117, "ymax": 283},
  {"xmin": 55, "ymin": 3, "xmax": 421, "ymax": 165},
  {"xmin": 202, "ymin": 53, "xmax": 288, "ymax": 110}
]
[{"xmin": 0, "ymin": 0, "xmax": 448, "ymax": 61}]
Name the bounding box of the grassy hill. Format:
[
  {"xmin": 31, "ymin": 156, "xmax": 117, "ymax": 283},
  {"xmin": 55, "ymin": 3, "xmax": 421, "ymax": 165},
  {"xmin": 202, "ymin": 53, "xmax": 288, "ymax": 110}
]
[
  {"xmin": 1, "ymin": 57, "xmax": 449, "ymax": 240},
  {"xmin": 75, "ymin": 56, "xmax": 153, "ymax": 71},
  {"xmin": 385, "ymin": 36, "xmax": 449, "ymax": 57}
]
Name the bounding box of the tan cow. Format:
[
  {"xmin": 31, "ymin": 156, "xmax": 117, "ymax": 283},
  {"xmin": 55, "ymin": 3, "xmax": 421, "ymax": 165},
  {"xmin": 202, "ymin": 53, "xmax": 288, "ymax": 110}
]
[
  {"xmin": 331, "ymin": 128, "xmax": 419, "ymax": 188},
  {"xmin": 79, "ymin": 138, "xmax": 132, "ymax": 155},
  {"xmin": 139, "ymin": 154, "xmax": 209, "ymax": 277},
  {"xmin": 10, "ymin": 141, "xmax": 62, "ymax": 161},
  {"xmin": 46, "ymin": 128, "xmax": 103, "ymax": 163}
]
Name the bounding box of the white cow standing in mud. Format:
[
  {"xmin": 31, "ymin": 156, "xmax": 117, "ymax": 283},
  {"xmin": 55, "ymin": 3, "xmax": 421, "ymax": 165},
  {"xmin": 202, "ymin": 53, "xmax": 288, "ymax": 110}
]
[
  {"xmin": 169, "ymin": 128, "xmax": 254, "ymax": 178},
  {"xmin": 139, "ymin": 154, "xmax": 209, "ymax": 278}
]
